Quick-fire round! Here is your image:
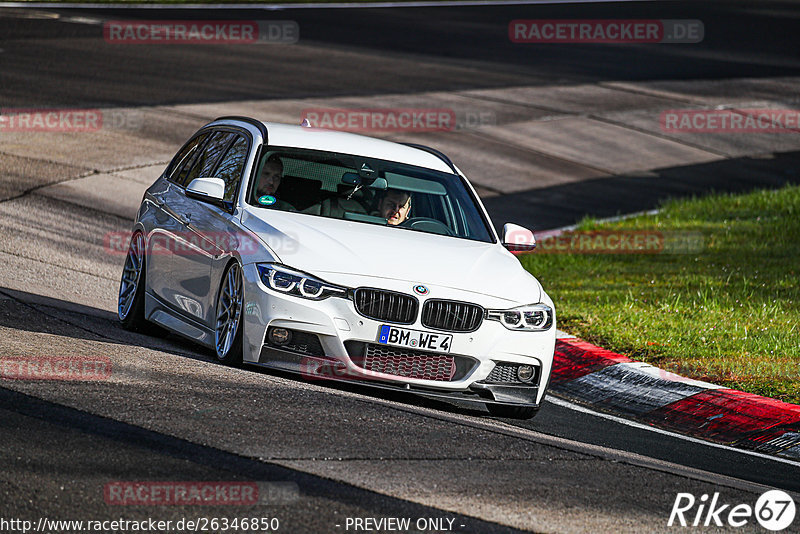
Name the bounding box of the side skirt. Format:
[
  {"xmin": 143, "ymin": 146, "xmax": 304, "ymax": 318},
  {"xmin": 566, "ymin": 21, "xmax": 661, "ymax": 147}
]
[{"xmin": 145, "ymin": 292, "xmax": 215, "ymax": 348}]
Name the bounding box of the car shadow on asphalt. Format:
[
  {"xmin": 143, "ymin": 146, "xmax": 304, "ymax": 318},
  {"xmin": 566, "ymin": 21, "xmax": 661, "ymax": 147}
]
[
  {"xmin": 0, "ymin": 286, "xmax": 491, "ymax": 420},
  {"xmin": 0, "ymin": 286, "xmax": 213, "ymax": 362}
]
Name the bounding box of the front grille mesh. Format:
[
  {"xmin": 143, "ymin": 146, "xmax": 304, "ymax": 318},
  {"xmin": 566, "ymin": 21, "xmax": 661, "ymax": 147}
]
[
  {"xmin": 421, "ymin": 299, "xmax": 484, "ymax": 332},
  {"xmin": 353, "ymin": 288, "xmax": 417, "ymax": 324},
  {"xmin": 357, "ymin": 343, "xmax": 456, "ymax": 381}
]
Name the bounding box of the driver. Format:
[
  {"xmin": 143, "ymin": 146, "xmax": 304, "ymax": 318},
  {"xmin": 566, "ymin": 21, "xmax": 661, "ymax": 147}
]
[
  {"xmin": 255, "ymin": 155, "xmax": 295, "ymax": 211},
  {"xmin": 376, "ymin": 189, "xmax": 411, "ymax": 225}
]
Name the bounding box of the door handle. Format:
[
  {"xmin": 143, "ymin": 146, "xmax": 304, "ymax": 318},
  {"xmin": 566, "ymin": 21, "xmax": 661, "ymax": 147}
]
[{"xmin": 181, "ymin": 213, "xmax": 192, "ymax": 225}]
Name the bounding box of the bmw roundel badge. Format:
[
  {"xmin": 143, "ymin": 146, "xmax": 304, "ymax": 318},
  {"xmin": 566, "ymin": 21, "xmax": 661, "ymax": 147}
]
[{"xmin": 413, "ymin": 284, "xmax": 429, "ymax": 295}]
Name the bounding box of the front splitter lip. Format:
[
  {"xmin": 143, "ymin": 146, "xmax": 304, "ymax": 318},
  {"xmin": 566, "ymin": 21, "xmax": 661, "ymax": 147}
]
[{"xmin": 253, "ymin": 345, "xmax": 541, "ymax": 408}]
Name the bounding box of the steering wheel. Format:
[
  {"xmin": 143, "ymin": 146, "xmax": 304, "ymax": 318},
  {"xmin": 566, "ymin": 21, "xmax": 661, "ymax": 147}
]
[{"xmin": 399, "ymin": 217, "xmax": 454, "ymax": 236}]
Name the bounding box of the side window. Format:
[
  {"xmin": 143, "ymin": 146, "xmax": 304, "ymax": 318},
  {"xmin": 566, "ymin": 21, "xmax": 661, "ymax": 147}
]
[
  {"xmin": 214, "ymin": 135, "xmax": 250, "ymax": 202},
  {"xmin": 175, "ymin": 134, "xmax": 211, "ymax": 186},
  {"xmin": 181, "ymin": 131, "xmax": 236, "ymax": 187},
  {"xmin": 167, "ymin": 133, "xmax": 208, "ymax": 184}
]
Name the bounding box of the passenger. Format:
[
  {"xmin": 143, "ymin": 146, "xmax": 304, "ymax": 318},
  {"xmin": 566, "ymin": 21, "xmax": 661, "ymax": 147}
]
[
  {"xmin": 376, "ymin": 189, "xmax": 411, "ymax": 225},
  {"xmin": 255, "ymin": 156, "xmax": 295, "ymax": 211}
]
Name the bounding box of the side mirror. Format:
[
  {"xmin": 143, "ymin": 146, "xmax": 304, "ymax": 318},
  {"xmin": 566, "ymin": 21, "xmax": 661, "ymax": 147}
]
[
  {"xmin": 502, "ymin": 223, "xmax": 536, "ymax": 252},
  {"xmin": 186, "ymin": 177, "xmax": 225, "ymax": 203}
]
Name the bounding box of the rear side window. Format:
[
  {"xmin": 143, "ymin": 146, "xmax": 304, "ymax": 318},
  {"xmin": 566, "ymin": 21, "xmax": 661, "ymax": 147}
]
[
  {"xmin": 214, "ymin": 135, "xmax": 250, "ymax": 202},
  {"xmin": 166, "ymin": 133, "xmax": 208, "ymax": 184},
  {"xmin": 182, "ymin": 131, "xmax": 236, "ymax": 187}
]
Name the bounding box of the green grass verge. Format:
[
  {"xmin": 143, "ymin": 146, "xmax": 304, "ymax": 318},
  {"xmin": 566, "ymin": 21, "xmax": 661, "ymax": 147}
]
[{"xmin": 519, "ymin": 184, "xmax": 800, "ymax": 405}]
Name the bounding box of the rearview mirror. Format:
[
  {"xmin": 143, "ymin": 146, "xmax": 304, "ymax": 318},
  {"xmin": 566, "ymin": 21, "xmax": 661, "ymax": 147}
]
[
  {"xmin": 342, "ymin": 172, "xmax": 361, "ymax": 186},
  {"xmin": 186, "ymin": 177, "xmax": 225, "ymax": 203},
  {"xmin": 502, "ymin": 223, "xmax": 536, "ymax": 252}
]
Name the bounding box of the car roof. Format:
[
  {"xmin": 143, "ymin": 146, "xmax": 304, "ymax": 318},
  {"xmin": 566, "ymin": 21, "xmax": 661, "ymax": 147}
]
[{"xmin": 214, "ymin": 118, "xmax": 456, "ymax": 175}]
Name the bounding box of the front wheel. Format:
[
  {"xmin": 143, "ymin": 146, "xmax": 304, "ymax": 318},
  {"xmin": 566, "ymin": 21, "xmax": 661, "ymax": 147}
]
[
  {"xmin": 118, "ymin": 232, "xmax": 148, "ymax": 331},
  {"xmin": 214, "ymin": 262, "xmax": 244, "ymax": 365},
  {"xmin": 486, "ymin": 404, "xmax": 539, "ymax": 419}
]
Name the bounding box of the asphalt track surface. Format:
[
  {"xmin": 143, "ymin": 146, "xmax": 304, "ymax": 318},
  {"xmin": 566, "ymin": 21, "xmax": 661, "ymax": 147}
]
[{"xmin": 1, "ymin": 1, "xmax": 800, "ymax": 532}]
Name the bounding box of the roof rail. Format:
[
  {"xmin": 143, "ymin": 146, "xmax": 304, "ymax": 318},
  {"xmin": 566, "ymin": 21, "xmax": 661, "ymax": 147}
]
[
  {"xmin": 400, "ymin": 142, "xmax": 458, "ymax": 174},
  {"xmin": 213, "ymin": 116, "xmax": 268, "ymax": 138}
]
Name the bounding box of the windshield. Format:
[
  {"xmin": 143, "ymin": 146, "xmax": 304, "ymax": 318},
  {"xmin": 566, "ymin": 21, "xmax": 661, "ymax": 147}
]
[{"xmin": 246, "ymin": 146, "xmax": 495, "ymax": 243}]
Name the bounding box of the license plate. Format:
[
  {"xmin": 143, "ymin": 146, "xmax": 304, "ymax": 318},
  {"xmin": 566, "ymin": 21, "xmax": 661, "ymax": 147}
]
[{"xmin": 377, "ymin": 325, "xmax": 452, "ymax": 353}]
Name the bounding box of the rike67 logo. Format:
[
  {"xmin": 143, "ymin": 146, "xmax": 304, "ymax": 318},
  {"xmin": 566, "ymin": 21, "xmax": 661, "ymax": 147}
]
[{"xmin": 669, "ymin": 490, "xmax": 796, "ymax": 531}]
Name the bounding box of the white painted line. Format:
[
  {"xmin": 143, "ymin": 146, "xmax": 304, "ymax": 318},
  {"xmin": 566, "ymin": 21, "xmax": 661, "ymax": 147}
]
[
  {"xmin": 237, "ymin": 364, "xmax": 794, "ymax": 493},
  {"xmin": 542, "ymin": 208, "xmax": 660, "ymax": 233},
  {"xmin": 546, "ymin": 395, "xmax": 800, "ymax": 468},
  {"xmin": 309, "ymin": 382, "xmax": 787, "ymax": 495},
  {"xmin": 0, "ymin": 7, "xmax": 59, "ymax": 18},
  {"xmin": 61, "ymin": 15, "xmax": 103, "ymax": 25},
  {"xmin": 0, "ymin": 0, "xmax": 658, "ymax": 9},
  {"xmin": 250, "ymin": 376, "xmax": 779, "ymax": 494}
]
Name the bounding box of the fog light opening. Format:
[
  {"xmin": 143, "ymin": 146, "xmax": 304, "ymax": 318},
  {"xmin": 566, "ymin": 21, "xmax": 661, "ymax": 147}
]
[
  {"xmin": 269, "ymin": 327, "xmax": 292, "ymax": 346},
  {"xmin": 517, "ymin": 365, "xmax": 535, "ymax": 383}
]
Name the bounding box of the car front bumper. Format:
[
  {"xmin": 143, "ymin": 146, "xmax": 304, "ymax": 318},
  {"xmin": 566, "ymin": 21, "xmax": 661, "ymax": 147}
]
[{"xmin": 240, "ymin": 263, "xmax": 556, "ymax": 406}]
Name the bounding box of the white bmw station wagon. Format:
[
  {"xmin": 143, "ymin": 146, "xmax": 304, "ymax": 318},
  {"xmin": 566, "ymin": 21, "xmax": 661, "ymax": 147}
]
[{"xmin": 118, "ymin": 117, "xmax": 555, "ymax": 418}]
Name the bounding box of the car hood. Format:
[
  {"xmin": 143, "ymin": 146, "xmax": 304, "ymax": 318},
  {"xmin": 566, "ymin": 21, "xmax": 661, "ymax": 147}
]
[{"xmin": 242, "ymin": 210, "xmax": 542, "ymax": 305}]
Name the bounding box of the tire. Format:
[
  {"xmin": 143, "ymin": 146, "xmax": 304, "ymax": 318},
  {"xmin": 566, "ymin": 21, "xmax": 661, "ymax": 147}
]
[
  {"xmin": 118, "ymin": 232, "xmax": 149, "ymax": 331},
  {"xmin": 486, "ymin": 404, "xmax": 539, "ymax": 419},
  {"xmin": 214, "ymin": 261, "xmax": 244, "ymax": 365}
]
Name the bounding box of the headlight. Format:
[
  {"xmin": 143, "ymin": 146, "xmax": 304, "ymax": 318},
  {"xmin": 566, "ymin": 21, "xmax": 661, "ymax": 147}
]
[
  {"xmin": 256, "ymin": 264, "xmax": 347, "ymax": 300},
  {"xmin": 486, "ymin": 303, "xmax": 553, "ymax": 331}
]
